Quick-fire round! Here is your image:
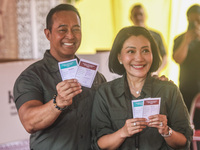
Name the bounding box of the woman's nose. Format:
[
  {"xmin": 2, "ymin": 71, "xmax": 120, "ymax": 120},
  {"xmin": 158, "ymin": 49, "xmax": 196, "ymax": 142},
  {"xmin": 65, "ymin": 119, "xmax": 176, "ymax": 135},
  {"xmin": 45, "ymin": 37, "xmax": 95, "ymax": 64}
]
[{"xmin": 135, "ymin": 52, "xmax": 143, "ymax": 61}]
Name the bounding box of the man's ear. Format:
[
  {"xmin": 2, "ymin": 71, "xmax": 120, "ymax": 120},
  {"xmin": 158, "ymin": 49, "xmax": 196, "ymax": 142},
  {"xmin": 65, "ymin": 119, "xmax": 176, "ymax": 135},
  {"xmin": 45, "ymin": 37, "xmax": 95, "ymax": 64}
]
[
  {"xmin": 44, "ymin": 29, "xmax": 51, "ymax": 41},
  {"xmin": 130, "ymin": 16, "xmax": 134, "ymax": 24}
]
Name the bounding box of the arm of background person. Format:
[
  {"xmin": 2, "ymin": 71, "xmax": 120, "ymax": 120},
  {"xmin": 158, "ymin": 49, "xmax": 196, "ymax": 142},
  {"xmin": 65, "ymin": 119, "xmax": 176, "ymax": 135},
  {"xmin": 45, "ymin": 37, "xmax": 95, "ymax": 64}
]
[{"xmin": 173, "ymin": 30, "xmax": 195, "ymax": 64}]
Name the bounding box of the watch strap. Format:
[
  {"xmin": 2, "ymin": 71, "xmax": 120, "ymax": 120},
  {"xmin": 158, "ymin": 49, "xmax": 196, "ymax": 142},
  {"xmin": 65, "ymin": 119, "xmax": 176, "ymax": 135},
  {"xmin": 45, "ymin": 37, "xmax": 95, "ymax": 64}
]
[{"xmin": 161, "ymin": 126, "xmax": 173, "ymax": 138}]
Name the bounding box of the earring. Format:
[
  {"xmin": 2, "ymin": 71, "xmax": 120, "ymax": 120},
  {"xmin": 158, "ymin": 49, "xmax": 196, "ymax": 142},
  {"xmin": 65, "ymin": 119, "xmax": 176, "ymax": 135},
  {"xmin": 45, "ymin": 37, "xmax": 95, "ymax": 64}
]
[{"xmin": 119, "ymin": 62, "xmax": 122, "ymax": 64}]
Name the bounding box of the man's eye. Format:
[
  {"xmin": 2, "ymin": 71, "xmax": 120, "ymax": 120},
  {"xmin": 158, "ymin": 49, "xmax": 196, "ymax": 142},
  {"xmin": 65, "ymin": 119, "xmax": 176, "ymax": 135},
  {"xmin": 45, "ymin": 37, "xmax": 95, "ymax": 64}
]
[
  {"xmin": 72, "ymin": 28, "xmax": 81, "ymax": 32},
  {"xmin": 59, "ymin": 29, "xmax": 67, "ymax": 33}
]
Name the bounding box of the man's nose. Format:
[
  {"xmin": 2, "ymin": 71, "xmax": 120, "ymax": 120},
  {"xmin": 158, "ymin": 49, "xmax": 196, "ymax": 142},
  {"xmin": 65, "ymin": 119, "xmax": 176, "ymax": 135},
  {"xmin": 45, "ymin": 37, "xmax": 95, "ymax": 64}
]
[{"xmin": 65, "ymin": 30, "xmax": 74, "ymax": 39}]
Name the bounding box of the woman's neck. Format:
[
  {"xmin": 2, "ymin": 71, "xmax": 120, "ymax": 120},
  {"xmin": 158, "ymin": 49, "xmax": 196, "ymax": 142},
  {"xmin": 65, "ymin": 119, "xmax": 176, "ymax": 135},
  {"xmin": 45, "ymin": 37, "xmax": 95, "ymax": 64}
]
[{"xmin": 127, "ymin": 75, "xmax": 146, "ymax": 97}]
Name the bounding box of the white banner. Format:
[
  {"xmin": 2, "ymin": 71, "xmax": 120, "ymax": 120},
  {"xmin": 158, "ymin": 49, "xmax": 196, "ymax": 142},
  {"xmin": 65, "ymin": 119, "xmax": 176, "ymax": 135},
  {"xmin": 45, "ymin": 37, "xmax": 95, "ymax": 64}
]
[{"xmin": 0, "ymin": 60, "xmax": 37, "ymax": 145}]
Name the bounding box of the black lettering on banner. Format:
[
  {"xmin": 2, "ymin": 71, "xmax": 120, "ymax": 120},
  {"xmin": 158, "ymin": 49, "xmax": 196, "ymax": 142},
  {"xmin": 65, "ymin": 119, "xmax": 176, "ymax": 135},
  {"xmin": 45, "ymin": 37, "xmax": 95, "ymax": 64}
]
[
  {"xmin": 8, "ymin": 90, "xmax": 17, "ymax": 116},
  {"xmin": 8, "ymin": 90, "xmax": 14, "ymax": 104}
]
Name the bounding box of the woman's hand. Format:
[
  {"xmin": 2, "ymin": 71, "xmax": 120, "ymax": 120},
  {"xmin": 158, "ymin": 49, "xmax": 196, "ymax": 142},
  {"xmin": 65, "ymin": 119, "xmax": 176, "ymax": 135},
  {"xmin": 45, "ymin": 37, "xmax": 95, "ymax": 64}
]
[
  {"xmin": 148, "ymin": 114, "xmax": 169, "ymax": 135},
  {"xmin": 120, "ymin": 118, "xmax": 148, "ymax": 138}
]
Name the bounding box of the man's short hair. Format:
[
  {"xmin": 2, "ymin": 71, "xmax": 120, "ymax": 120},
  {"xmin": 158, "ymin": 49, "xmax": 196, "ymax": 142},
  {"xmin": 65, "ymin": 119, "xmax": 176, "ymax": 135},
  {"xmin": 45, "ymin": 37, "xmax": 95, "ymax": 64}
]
[
  {"xmin": 187, "ymin": 4, "xmax": 200, "ymax": 17},
  {"xmin": 46, "ymin": 4, "xmax": 81, "ymax": 31}
]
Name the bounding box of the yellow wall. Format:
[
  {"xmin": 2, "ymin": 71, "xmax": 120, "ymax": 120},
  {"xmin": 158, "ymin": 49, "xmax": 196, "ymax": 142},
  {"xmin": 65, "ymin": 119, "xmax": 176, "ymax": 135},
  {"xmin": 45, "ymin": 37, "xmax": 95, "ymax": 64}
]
[
  {"xmin": 75, "ymin": 0, "xmax": 200, "ymax": 85},
  {"xmin": 76, "ymin": 0, "xmax": 114, "ymax": 54}
]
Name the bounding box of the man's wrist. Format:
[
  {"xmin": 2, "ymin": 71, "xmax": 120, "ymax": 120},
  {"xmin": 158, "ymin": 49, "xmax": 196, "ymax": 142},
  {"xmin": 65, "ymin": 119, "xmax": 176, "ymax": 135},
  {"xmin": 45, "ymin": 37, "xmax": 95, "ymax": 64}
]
[{"xmin": 53, "ymin": 94, "xmax": 68, "ymax": 111}]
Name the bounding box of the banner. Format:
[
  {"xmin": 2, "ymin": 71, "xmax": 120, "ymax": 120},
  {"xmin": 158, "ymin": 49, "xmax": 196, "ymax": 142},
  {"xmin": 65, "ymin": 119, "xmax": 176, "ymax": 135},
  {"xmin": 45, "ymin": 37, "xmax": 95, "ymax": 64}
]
[{"xmin": 0, "ymin": 60, "xmax": 36, "ymax": 145}]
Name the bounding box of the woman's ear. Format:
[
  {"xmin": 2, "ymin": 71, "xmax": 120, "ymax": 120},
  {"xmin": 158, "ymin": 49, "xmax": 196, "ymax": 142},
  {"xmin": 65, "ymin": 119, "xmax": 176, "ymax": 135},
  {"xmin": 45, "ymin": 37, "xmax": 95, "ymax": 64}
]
[{"xmin": 118, "ymin": 54, "xmax": 122, "ymax": 64}]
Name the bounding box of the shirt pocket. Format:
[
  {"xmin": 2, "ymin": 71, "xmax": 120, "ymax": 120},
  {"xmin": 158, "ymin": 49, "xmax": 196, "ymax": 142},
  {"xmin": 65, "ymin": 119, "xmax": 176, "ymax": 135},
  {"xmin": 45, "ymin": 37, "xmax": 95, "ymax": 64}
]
[{"xmin": 109, "ymin": 108, "xmax": 127, "ymax": 130}]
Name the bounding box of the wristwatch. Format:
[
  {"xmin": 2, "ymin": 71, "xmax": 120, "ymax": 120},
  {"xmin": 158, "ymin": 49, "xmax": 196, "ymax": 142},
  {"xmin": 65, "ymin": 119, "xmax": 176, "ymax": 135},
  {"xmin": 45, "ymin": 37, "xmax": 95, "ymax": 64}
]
[{"xmin": 161, "ymin": 126, "xmax": 173, "ymax": 138}]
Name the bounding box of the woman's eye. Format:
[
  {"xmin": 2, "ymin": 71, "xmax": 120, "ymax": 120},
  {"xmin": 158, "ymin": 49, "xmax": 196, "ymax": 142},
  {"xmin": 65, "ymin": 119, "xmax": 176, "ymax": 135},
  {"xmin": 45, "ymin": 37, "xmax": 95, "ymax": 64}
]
[
  {"xmin": 127, "ymin": 50, "xmax": 134, "ymax": 53},
  {"xmin": 143, "ymin": 49, "xmax": 150, "ymax": 53}
]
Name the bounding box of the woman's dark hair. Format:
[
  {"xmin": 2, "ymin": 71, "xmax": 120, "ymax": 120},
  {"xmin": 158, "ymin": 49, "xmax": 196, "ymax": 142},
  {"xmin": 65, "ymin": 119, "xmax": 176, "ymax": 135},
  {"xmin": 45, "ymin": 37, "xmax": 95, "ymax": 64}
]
[
  {"xmin": 109, "ymin": 26, "xmax": 161, "ymax": 75},
  {"xmin": 46, "ymin": 4, "xmax": 81, "ymax": 31}
]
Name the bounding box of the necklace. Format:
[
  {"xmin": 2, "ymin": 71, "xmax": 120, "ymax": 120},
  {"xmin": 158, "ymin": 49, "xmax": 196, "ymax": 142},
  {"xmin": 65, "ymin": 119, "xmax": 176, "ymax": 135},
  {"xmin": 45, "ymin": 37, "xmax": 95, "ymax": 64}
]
[
  {"xmin": 131, "ymin": 88, "xmax": 141, "ymax": 95},
  {"xmin": 127, "ymin": 76, "xmax": 143, "ymax": 95},
  {"xmin": 136, "ymin": 91, "xmax": 140, "ymax": 95}
]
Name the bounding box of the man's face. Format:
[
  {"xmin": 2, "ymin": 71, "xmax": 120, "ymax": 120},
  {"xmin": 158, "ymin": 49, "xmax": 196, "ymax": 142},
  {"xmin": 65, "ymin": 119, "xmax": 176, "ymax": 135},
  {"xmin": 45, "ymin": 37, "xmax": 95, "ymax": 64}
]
[
  {"xmin": 131, "ymin": 7, "xmax": 146, "ymax": 27},
  {"xmin": 45, "ymin": 10, "xmax": 81, "ymax": 62},
  {"xmin": 188, "ymin": 12, "xmax": 200, "ymax": 28}
]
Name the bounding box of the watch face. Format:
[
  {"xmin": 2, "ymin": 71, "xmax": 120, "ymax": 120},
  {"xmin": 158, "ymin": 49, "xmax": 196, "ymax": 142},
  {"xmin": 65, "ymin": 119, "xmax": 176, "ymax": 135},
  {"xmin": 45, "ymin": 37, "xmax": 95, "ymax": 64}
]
[
  {"xmin": 169, "ymin": 127, "xmax": 173, "ymax": 135},
  {"xmin": 161, "ymin": 127, "xmax": 172, "ymax": 137}
]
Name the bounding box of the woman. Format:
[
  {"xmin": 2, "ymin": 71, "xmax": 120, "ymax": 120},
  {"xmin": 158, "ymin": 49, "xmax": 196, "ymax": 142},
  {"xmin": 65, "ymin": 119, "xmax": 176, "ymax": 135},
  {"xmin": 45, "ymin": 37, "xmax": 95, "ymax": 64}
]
[{"xmin": 91, "ymin": 26, "xmax": 192, "ymax": 150}]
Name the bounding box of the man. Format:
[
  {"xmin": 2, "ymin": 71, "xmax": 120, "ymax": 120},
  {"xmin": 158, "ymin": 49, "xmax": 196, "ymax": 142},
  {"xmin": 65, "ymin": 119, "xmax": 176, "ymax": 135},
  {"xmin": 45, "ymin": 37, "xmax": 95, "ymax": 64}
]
[
  {"xmin": 130, "ymin": 4, "xmax": 167, "ymax": 76},
  {"xmin": 173, "ymin": 4, "xmax": 200, "ymax": 129},
  {"xmin": 14, "ymin": 4, "xmax": 106, "ymax": 150}
]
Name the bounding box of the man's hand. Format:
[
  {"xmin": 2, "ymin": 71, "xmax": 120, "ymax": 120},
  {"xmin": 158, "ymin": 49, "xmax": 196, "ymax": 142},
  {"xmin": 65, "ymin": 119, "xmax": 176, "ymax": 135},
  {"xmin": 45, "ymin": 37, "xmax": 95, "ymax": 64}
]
[{"xmin": 56, "ymin": 79, "xmax": 82, "ymax": 108}]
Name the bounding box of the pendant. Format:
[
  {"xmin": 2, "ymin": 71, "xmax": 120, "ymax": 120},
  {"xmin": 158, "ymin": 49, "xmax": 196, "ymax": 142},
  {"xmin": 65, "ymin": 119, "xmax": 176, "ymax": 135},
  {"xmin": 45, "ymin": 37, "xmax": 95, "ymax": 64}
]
[{"xmin": 136, "ymin": 91, "xmax": 140, "ymax": 94}]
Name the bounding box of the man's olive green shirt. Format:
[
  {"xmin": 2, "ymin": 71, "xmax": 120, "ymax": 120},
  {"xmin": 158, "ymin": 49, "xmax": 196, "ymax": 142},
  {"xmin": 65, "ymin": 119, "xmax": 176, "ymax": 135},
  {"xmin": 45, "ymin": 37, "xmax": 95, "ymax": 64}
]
[
  {"xmin": 14, "ymin": 50, "xmax": 106, "ymax": 150},
  {"xmin": 91, "ymin": 74, "xmax": 192, "ymax": 150}
]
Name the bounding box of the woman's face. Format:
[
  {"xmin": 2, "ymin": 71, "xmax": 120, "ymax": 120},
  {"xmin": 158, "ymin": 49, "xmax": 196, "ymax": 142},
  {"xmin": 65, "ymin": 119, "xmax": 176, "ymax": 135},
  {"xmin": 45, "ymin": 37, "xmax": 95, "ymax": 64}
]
[{"xmin": 118, "ymin": 35, "xmax": 153, "ymax": 79}]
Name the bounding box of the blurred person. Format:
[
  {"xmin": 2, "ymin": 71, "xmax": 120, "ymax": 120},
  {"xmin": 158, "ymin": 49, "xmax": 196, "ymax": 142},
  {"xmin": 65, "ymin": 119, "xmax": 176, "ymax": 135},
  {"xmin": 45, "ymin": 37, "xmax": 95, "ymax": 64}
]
[
  {"xmin": 130, "ymin": 4, "xmax": 167, "ymax": 77},
  {"xmin": 13, "ymin": 4, "xmax": 106, "ymax": 150},
  {"xmin": 173, "ymin": 4, "xmax": 200, "ymax": 130},
  {"xmin": 91, "ymin": 26, "xmax": 192, "ymax": 150}
]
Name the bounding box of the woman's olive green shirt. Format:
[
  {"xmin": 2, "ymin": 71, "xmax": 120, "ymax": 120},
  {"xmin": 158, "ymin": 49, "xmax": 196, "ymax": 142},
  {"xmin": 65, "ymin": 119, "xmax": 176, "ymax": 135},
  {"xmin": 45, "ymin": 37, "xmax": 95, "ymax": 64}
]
[{"xmin": 91, "ymin": 74, "xmax": 192, "ymax": 150}]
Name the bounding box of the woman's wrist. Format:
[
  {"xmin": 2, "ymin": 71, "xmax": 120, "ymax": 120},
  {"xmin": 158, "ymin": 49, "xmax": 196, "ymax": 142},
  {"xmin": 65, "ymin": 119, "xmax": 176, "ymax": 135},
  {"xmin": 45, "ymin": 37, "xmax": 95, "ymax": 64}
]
[
  {"xmin": 161, "ymin": 126, "xmax": 173, "ymax": 138},
  {"xmin": 119, "ymin": 127, "xmax": 128, "ymax": 139}
]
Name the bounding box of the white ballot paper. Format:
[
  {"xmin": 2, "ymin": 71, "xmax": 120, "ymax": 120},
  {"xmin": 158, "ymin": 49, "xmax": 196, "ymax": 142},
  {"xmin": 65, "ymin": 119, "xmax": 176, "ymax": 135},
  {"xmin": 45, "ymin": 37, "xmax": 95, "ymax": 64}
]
[
  {"xmin": 132, "ymin": 98, "xmax": 161, "ymax": 120},
  {"xmin": 58, "ymin": 59, "xmax": 78, "ymax": 81},
  {"xmin": 75, "ymin": 59, "xmax": 99, "ymax": 88}
]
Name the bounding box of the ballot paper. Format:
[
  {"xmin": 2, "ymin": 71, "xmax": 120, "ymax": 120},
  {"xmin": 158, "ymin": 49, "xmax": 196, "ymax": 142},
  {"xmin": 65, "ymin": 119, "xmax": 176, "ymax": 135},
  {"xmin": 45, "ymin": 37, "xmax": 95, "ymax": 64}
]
[
  {"xmin": 58, "ymin": 58, "xmax": 99, "ymax": 88},
  {"xmin": 132, "ymin": 98, "xmax": 161, "ymax": 120},
  {"xmin": 58, "ymin": 59, "xmax": 78, "ymax": 81},
  {"xmin": 75, "ymin": 59, "xmax": 99, "ymax": 88}
]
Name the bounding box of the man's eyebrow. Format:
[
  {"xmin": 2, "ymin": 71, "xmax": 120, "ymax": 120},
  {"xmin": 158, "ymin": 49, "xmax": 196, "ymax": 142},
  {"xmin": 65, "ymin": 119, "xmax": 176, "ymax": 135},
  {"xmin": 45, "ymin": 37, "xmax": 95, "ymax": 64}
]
[
  {"xmin": 58, "ymin": 24, "xmax": 67, "ymax": 28},
  {"xmin": 58, "ymin": 24, "xmax": 81, "ymax": 28},
  {"xmin": 73, "ymin": 25, "xmax": 81, "ymax": 28}
]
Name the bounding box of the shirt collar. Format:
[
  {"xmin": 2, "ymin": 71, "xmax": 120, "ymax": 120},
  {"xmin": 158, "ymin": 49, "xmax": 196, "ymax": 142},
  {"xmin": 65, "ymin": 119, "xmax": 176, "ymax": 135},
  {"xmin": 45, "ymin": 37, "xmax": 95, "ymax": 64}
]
[
  {"xmin": 111, "ymin": 74, "xmax": 126, "ymax": 97},
  {"xmin": 111, "ymin": 73, "xmax": 153, "ymax": 98},
  {"xmin": 142, "ymin": 74, "xmax": 153, "ymax": 98},
  {"xmin": 43, "ymin": 50, "xmax": 79, "ymax": 73}
]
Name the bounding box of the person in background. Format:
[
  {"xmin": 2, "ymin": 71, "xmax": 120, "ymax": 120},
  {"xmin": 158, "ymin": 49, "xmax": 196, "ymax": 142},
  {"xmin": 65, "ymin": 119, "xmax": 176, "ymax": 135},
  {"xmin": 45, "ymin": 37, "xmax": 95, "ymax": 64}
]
[
  {"xmin": 13, "ymin": 4, "xmax": 106, "ymax": 150},
  {"xmin": 173, "ymin": 4, "xmax": 200, "ymax": 130},
  {"xmin": 130, "ymin": 4, "xmax": 167, "ymax": 77},
  {"xmin": 91, "ymin": 26, "xmax": 192, "ymax": 150}
]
